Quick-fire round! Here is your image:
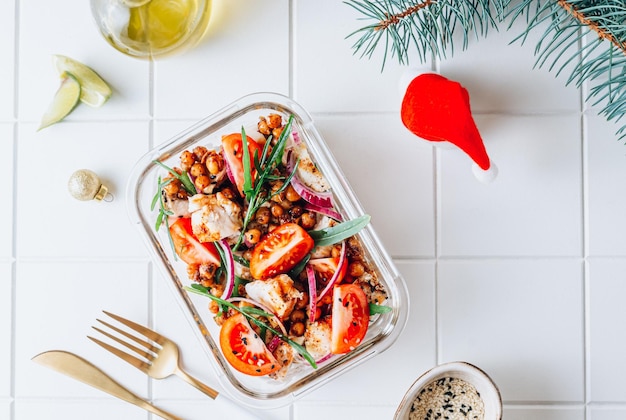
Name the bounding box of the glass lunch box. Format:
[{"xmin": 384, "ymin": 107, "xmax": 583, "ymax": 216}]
[{"xmin": 126, "ymin": 92, "xmax": 410, "ymax": 408}]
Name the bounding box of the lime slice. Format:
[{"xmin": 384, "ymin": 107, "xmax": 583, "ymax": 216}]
[
  {"xmin": 38, "ymin": 73, "xmax": 81, "ymax": 131},
  {"xmin": 52, "ymin": 55, "xmax": 112, "ymax": 107}
]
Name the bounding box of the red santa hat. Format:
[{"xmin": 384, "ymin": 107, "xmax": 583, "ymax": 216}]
[{"xmin": 400, "ymin": 72, "xmax": 497, "ymax": 183}]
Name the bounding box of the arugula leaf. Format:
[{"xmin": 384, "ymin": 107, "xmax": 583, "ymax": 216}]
[
  {"xmin": 241, "ymin": 127, "xmax": 254, "ymax": 201},
  {"xmin": 153, "ymin": 160, "xmax": 197, "ymax": 196},
  {"xmin": 309, "ymin": 214, "xmax": 371, "ymax": 246}
]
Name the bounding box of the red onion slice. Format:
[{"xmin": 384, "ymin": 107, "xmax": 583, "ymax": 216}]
[
  {"xmin": 304, "ymin": 202, "xmax": 342, "ymax": 221},
  {"xmin": 315, "ymin": 241, "xmax": 346, "ymax": 303},
  {"xmin": 315, "ymin": 353, "xmax": 332, "ymax": 364},
  {"xmin": 306, "ymin": 265, "xmax": 317, "ymax": 321},
  {"xmin": 286, "ymin": 150, "xmax": 335, "ymax": 208},
  {"xmin": 217, "ymin": 239, "xmax": 235, "ymax": 300},
  {"xmin": 222, "ymin": 149, "xmax": 237, "ymax": 186},
  {"xmin": 267, "ymin": 335, "xmax": 283, "ymax": 353}
]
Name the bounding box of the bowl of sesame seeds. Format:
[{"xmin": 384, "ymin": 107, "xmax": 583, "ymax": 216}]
[{"xmin": 394, "ymin": 361, "xmax": 502, "ymax": 420}]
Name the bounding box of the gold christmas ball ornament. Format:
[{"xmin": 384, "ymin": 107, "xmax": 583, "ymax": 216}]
[{"xmin": 68, "ymin": 169, "xmax": 112, "ymax": 202}]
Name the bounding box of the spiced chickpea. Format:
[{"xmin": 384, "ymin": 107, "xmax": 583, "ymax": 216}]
[
  {"xmin": 246, "ymin": 228, "xmax": 262, "ymax": 245},
  {"xmin": 300, "ymin": 212, "xmax": 317, "ymax": 230},
  {"xmin": 285, "ymin": 184, "xmax": 300, "ymax": 202},
  {"xmin": 206, "ymin": 155, "xmax": 222, "ymax": 175},
  {"xmin": 195, "ymin": 175, "xmax": 210, "ymax": 192},
  {"xmin": 255, "ymin": 207, "xmax": 271, "ymax": 224},
  {"xmin": 243, "ymin": 250, "xmax": 253, "ymax": 261},
  {"xmin": 180, "ymin": 150, "xmax": 195, "ymax": 171},
  {"xmin": 270, "ymin": 203, "xmax": 284, "ymax": 218},
  {"xmin": 348, "ymin": 261, "xmax": 366, "ymax": 278},
  {"xmin": 258, "ymin": 117, "xmax": 271, "ymax": 135},
  {"xmin": 208, "ymin": 300, "xmax": 221, "ymax": 314},
  {"xmin": 190, "ymin": 162, "xmax": 207, "ymax": 178},
  {"xmin": 290, "ymin": 309, "xmax": 305, "ymax": 323},
  {"xmin": 290, "ymin": 322, "xmax": 305, "ymax": 337},
  {"xmin": 211, "ymin": 284, "xmax": 225, "ymax": 297},
  {"xmin": 267, "ymin": 113, "xmax": 282, "ymax": 129},
  {"xmin": 220, "ymin": 187, "xmax": 236, "ymax": 200},
  {"xmin": 163, "ymin": 178, "xmax": 180, "ymax": 196},
  {"xmin": 319, "ymin": 294, "xmax": 333, "ymax": 305},
  {"xmin": 193, "ymin": 146, "xmax": 209, "ymax": 161}
]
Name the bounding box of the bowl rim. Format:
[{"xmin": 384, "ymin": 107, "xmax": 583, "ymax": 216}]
[{"xmin": 394, "ymin": 361, "xmax": 502, "ymax": 420}]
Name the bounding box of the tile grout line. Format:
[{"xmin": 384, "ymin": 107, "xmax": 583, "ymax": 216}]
[
  {"xmin": 580, "ymin": 35, "xmax": 591, "ymax": 418},
  {"xmin": 11, "ymin": 0, "xmax": 19, "ymax": 418},
  {"xmin": 289, "ymin": 0, "xmax": 295, "ymax": 99}
]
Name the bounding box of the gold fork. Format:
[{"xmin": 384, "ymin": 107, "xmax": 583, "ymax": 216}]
[{"xmin": 88, "ymin": 310, "xmax": 260, "ymax": 419}]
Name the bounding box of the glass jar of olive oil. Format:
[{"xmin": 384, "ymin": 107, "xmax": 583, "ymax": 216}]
[{"xmin": 91, "ymin": 0, "xmax": 212, "ymax": 59}]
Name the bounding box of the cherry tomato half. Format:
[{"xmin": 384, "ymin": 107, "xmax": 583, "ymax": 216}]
[
  {"xmin": 331, "ymin": 283, "xmax": 369, "ymax": 354},
  {"xmin": 221, "ymin": 133, "xmax": 262, "ymax": 197},
  {"xmin": 169, "ymin": 217, "xmax": 220, "ymax": 265},
  {"xmin": 249, "ymin": 223, "xmax": 314, "ymax": 280},
  {"xmin": 219, "ymin": 313, "xmax": 280, "ymax": 376}
]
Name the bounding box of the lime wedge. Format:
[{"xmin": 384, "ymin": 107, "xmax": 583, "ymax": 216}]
[
  {"xmin": 52, "ymin": 55, "xmax": 112, "ymax": 107},
  {"xmin": 38, "ymin": 73, "xmax": 81, "ymax": 131}
]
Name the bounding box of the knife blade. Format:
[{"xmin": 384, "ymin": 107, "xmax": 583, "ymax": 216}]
[{"xmin": 32, "ymin": 350, "xmax": 181, "ymax": 420}]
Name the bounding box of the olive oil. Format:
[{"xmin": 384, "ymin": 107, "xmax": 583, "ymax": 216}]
[{"xmin": 91, "ymin": 0, "xmax": 212, "ymax": 59}]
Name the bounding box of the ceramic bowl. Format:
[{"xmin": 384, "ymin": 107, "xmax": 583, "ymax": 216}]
[{"xmin": 394, "ymin": 361, "xmax": 502, "ymax": 419}]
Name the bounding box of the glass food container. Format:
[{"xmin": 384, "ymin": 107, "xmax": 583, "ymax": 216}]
[
  {"xmin": 126, "ymin": 92, "xmax": 410, "ymax": 408},
  {"xmin": 90, "ymin": 0, "xmax": 212, "ymax": 59}
]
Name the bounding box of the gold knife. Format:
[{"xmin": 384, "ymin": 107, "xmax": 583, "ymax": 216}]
[{"xmin": 32, "ymin": 350, "xmax": 181, "ymax": 420}]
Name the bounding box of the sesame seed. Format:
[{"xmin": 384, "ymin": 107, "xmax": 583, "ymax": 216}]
[{"xmin": 409, "ymin": 377, "xmax": 484, "ymax": 420}]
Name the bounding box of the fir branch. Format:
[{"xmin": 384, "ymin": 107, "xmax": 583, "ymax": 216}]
[
  {"xmin": 345, "ymin": 0, "xmax": 508, "ymax": 67},
  {"xmin": 508, "ymin": 0, "xmax": 626, "ymax": 137},
  {"xmin": 347, "ymin": 0, "xmax": 626, "ymax": 139}
]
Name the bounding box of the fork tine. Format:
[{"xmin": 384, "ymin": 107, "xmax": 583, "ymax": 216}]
[
  {"xmin": 88, "ymin": 335, "xmax": 151, "ymax": 372},
  {"xmin": 95, "ymin": 319, "xmax": 159, "ymax": 354},
  {"xmin": 103, "ymin": 310, "xmax": 164, "ymax": 344},
  {"xmin": 92, "ymin": 324, "xmax": 155, "ymax": 361}
]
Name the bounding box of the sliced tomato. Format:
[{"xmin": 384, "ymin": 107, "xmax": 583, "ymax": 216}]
[
  {"xmin": 309, "ymin": 257, "xmax": 347, "ymax": 291},
  {"xmin": 219, "ymin": 312, "xmax": 280, "ymax": 376},
  {"xmin": 249, "ymin": 223, "xmax": 314, "ymax": 280},
  {"xmin": 169, "ymin": 217, "xmax": 220, "ymax": 265},
  {"xmin": 221, "ymin": 133, "xmax": 262, "ymax": 197},
  {"xmin": 331, "ymin": 283, "xmax": 369, "ymax": 354}
]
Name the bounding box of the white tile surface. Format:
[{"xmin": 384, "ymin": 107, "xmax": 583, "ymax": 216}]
[
  {"xmin": 0, "ymin": 263, "xmax": 12, "ymax": 398},
  {"xmin": 505, "ymin": 406, "xmax": 585, "ymax": 420},
  {"xmin": 15, "ymin": 400, "xmax": 148, "ymax": 420},
  {"xmin": 154, "ymin": 0, "xmax": 290, "ymax": 120},
  {"xmin": 15, "ymin": 261, "xmax": 150, "ymax": 398},
  {"xmin": 0, "ymin": 0, "xmax": 15, "ymax": 120},
  {"xmin": 439, "ymin": 114, "xmax": 583, "ymax": 257},
  {"xmin": 441, "ymin": 16, "xmax": 580, "ymax": 114},
  {"xmin": 588, "ymin": 258, "xmax": 626, "ymax": 402},
  {"xmin": 438, "ymin": 259, "xmax": 584, "ymax": 402},
  {"xmin": 16, "ymin": 121, "xmax": 149, "ymax": 259},
  {"xmin": 19, "ymin": 1, "xmax": 150, "ymax": 122},
  {"xmin": 586, "ymin": 115, "xmax": 626, "ymax": 256},
  {"xmin": 315, "ymin": 114, "xmax": 436, "ymax": 258},
  {"xmin": 0, "ymin": 124, "xmax": 13, "ymax": 258},
  {"xmin": 7, "ymin": 1, "xmax": 626, "ymax": 418},
  {"xmin": 589, "ymin": 406, "xmax": 626, "ymax": 420},
  {"xmin": 295, "ymin": 0, "xmax": 413, "ymax": 113}
]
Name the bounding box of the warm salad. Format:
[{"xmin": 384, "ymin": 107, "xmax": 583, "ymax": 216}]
[{"xmin": 152, "ymin": 114, "xmax": 389, "ymax": 379}]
